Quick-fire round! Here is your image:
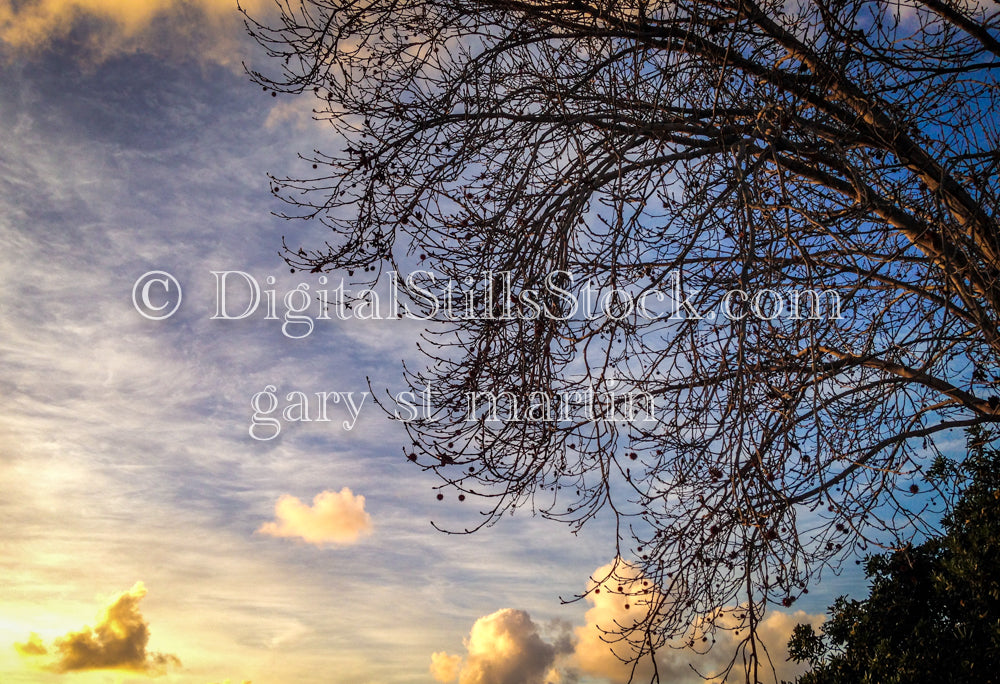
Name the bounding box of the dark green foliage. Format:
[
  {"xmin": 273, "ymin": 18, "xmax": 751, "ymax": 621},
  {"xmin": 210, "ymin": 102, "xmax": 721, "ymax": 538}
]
[{"xmin": 790, "ymin": 427, "xmax": 1000, "ymax": 683}]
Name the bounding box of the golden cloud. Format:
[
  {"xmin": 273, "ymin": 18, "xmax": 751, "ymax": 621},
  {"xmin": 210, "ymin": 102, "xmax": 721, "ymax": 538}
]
[
  {"xmin": 432, "ymin": 608, "xmax": 564, "ymax": 684},
  {"xmin": 0, "ymin": 0, "xmax": 270, "ymax": 63},
  {"xmin": 14, "ymin": 581, "xmax": 181, "ymax": 675},
  {"xmin": 258, "ymin": 488, "xmax": 373, "ymax": 546},
  {"xmin": 13, "ymin": 632, "xmax": 48, "ymax": 657},
  {"xmin": 571, "ymin": 561, "xmax": 825, "ymax": 683},
  {"xmin": 434, "ymin": 561, "xmax": 825, "ymax": 684},
  {"xmin": 430, "ymin": 651, "xmax": 463, "ymax": 683},
  {"xmin": 571, "ymin": 560, "xmax": 663, "ymax": 682}
]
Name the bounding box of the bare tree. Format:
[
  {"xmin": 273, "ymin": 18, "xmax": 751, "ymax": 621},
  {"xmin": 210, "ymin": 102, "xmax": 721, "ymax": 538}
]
[{"xmin": 244, "ymin": 0, "xmax": 1000, "ymax": 680}]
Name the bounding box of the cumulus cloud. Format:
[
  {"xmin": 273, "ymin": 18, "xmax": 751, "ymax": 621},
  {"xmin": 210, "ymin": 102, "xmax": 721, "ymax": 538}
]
[
  {"xmin": 570, "ymin": 561, "xmax": 825, "ymax": 683},
  {"xmin": 258, "ymin": 488, "xmax": 373, "ymax": 546},
  {"xmin": 433, "ymin": 562, "xmax": 825, "ymax": 684},
  {"xmin": 14, "ymin": 582, "xmax": 181, "ymax": 675},
  {"xmin": 432, "ymin": 608, "xmax": 566, "ymax": 684},
  {"xmin": 430, "ymin": 651, "xmax": 463, "ymax": 683},
  {"xmin": 0, "ymin": 0, "xmax": 270, "ymax": 62},
  {"xmin": 571, "ymin": 560, "xmax": 664, "ymax": 682}
]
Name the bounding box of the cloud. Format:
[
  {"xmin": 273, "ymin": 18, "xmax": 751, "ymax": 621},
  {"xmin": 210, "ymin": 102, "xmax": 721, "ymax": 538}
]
[
  {"xmin": 13, "ymin": 632, "xmax": 48, "ymax": 656},
  {"xmin": 430, "ymin": 651, "xmax": 463, "ymax": 683},
  {"xmin": 264, "ymin": 98, "xmax": 324, "ymax": 132},
  {"xmin": 0, "ymin": 0, "xmax": 270, "ymax": 63},
  {"xmin": 432, "ymin": 608, "xmax": 565, "ymax": 684},
  {"xmin": 570, "ymin": 561, "xmax": 663, "ymax": 682},
  {"xmin": 258, "ymin": 488, "xmax": 373, "ymax": 546},
  {"xmin": 433, "ymin": 562, "xmax": 825, "ymax": 684},
  {"xmin": 570, "ymin": 561, "xmax": 825, "ymax": 683},
  {"xmin": 14, "ymin": 582, "xmax": 181, "ymax": 675}
]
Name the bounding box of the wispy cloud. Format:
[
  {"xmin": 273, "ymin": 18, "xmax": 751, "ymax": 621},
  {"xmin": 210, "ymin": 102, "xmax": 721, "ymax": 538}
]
[
  {"xmin": 0, "ymin": 12, "xmax": 852, "ymax": 683},
  {"xmin": 0, "ymin": 47, "xmax": 572, "ymax": 683},
  {"xmin": 0, "ymin": 0, "xmax": 271, "ymax": 64}
]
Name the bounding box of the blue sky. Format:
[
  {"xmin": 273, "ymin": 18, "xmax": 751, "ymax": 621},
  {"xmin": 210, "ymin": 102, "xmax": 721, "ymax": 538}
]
[{"xmin": 0, "ymin": 2, "xmax": 851, "ymax": 683}]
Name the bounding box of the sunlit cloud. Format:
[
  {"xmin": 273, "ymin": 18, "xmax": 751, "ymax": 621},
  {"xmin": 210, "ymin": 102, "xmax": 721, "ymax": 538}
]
[
  {"xmin": 431, "ymin": 608, "xmax": 565, "ymax": 684},
  {"xmin": 570, "ymin": 560, "xmax": 663, "ymax": 682},
  {"xmin": 258, "ymin": 488, "xmax": 373, "ymax": 546},
  {"xmin": 0, "ymin": 0, "xmax": 270, "ymax": 62},
  {"xmin": 433, "ymin": 562, "xmax": 826, "ymax": 684},
  {"xmin": 430, "ymin": 651, "xmax": 462, "ymax": 683},
  {"xmin": 13, "ymin": 633, "xmax": 48, "ymax": 657},
  {"xmin": 14, "ymin": 582, "xmax": 181, "ymax": 675},
  {"xmin": 571, "ymin": 561, "xmax": 825, "ymax": 683}
]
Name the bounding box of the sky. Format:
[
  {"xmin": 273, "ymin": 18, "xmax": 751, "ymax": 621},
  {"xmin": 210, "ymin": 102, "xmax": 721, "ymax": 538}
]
[{"xmin": 0, "ymin": 2, "xmax": 840, "ymax": 683}]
